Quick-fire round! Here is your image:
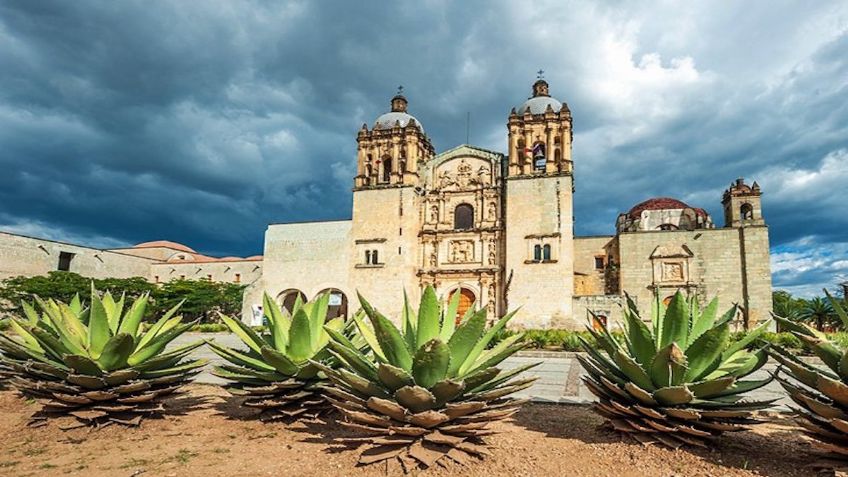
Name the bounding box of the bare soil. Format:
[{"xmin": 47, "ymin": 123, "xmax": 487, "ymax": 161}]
[{"xmin": 0, "ymin": 385, "xmax": 817, "ymax": 477}]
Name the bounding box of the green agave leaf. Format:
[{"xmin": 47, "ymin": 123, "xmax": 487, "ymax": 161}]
[
  {"xmin": 316, "ymin": 317, "xmax": 344, "ymax": 355},
  {"xmin": 139, "ymin": 359, "xmax": 206, "ymax": 379},
  {"xmin": 471, "ymin": 362, "xmax": 541, "ymax": 393},
  {"xmin": 352, "ymin": 307, "xmax": 386, "ymax": 361},
  {"xmin": 623, "ymin": 293, "xmax": 655, "ymax": 366},
  {"xmin": 377, "ymin": 363, "xmax": 414, "ymax": 392},
  {"xmin": 28, "ymin": 326, "xmax": 74, "ymax": 360},
  {"xmin": 465, "ymin": 335, "xmax": 528, "ymax": 376},
  {"xmin": 219, "ymin": 312, "xmax": 266, "ymax": 355},
  {"xmin": 416, "ymin": 286, "xmax": 441, "ymax": 350},
  {"xmin": 395, "ymin": 385, "xmax": 437, "ymax": 412},
  {"xmin": 260, "ymin": 346, "xmax": 299, "ymax": 375},
  {"xmin": 263, "ymin": 292, "xmax": 289, "ymax": 352},
  {"xmin": 440, "ymin": 287, "xmax": 461, "ymax": 342},
  {"xmin": 686, "ymin": 376, "xmax": 735, "ymax": 398},
  {"xmin": 69, "ymin": 294, "xmax": 82, "ymax": 316},
  {"xmin": 772, "ymin": 315, "xmax": 823, "ymax": 339},
  {"xmin": 659, "ymin": 292, "xmax": 689, "ymax": 349},
  {"xmin": 127, "ymin": 321, "xmax": 193, "ymax": 366},
  {"xmin": 447, "ymin": 308, "xmax": 487, "ymax": 377},
  {"xmin": 55, "ymin": 303, "xmax": 87, "ymax": 352},
  {"xmin": 338, "ymin": 368, "xmax": 390, "ymax": 398},
  {"xmin": 286, "ymin": 307, "xmax": 313, "ymax": 363},
  {"xmin": 308, "ymin": 292, "xmax": 330, "ymax": 349},
  {"xmin": 137, "ymin": 300, "xmax": 183, "ymax": 349},
  {"xmin": 130, "ymin": 340, "xmax": 204, "ymax": 372},
  {"xmin": 839, "ymin": 349, "xmax": 848, "ymax": 381},
  {"xmin": 8, "ymin": 319, "xmax": 43, "ymax": 353},
  {"xmin": 96, "ymin": 333, "xmax": 135, "ymax": 371},
  {"xmin": 649, "ymin": 342, "xmax": 687, "ymax": 388},
  {"xmin": 326, "ymin": 340, "xmax": 378, "ymax": 381},
  {"xmin": 431, "ymin": 379, "xmax": 465, "ymax": 403},
  {"xmin": 462, "ymin": 367, "xmax": 501, "ymax": 391},
  {"xmin": 21, "ymin": 301, "xmax": 40, "ymax": 324},
  {"xmin": 684, "ymin": 322, "xmax": 730, "ymax": 382},
  {"xmin": 358, "ymin": 292, "xmax": 412, "ymax": 371},
  {"xmin": 612, "ymin": 348, "xmax": 655, "ymax": 391},
  {"xmin": 457, "ymin": 308, "xmax": 519, "ymax": 376},
  {"xmin": 721, "ymin": 319, "xmax": 772, "ymax": 362},
  {"xmin": 411, "ymin": 338, "xmax": 450, "ymax": 389},
  {"xmin": 651, "ymin": 291, "xmax": 664, "ymax": 342},
  {"xmin": 712, "ymin": 377, "xmax": 772, "ymax": 399},
  {"xmin": 401, "ymin": 290, "xmax": 417, "ymax": 353},
  {"xmin": 205, "ymin": 339, "xmax": 276, "ymax": 372},
  {"xmin": 117, "ymin": 294, "xmax": 148, "ymax": 337},
  {"xmin": 795, "ymin": 333, "xmax": 842, "ymax": 375},
  {"xmin": 688, "ymin": 297, "xmax": 718, "ymax": 346}
]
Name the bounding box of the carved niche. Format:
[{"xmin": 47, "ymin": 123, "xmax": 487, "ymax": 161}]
[{"xmin": 650, "ymin": 243, "xmax": 693, "ymax": 285}]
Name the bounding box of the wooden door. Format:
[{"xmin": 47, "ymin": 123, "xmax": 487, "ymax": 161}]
[{"xmin": 451, "ymin": 288, "xmax": 476, "ymax": 323}]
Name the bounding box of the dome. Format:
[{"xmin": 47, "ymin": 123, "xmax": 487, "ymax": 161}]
[
  {"xmin": 517, "ymin": 96, "xmax": 563, "ymax": 115},
  {"xmin": 374, "ymin": 111, "xmax": 423, "ymax": 132},
  {"xmin": 627, "ymin": 197, "xmax": 708, "ymax": 219},
  {"xmin": 133, "ymin": 240, "xmax": 196, "ymax": 253}
]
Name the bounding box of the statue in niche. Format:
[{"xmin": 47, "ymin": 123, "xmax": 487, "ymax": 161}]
[
  {"xmin": 429, "ymin": 248, "xmax": 437, "ymax": 268},
  {"xmin": 488, "ymin": 240, "xmax": 496, "ymax": 265},
  {"xmin": 487, "ymin": 284, "xmax": 496, "ymax": 316},
  {"xmin": 487, "ymin": 201, "xmax": 497, "ymax": 221},
  {"xmin": 429, "ymin": 205, "xmax": 439, "ymax": 223}
]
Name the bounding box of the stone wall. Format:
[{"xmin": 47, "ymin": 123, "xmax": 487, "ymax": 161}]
[
  {"xmin": 572, "ymin": 295, "xmax": 624, "ymax": 329},
  {"xmin": 573, "ymin": 236, "xmax": 614, "ymax": 295},
  {"xmin": 617, "ymin": 226, "xmax": 772, "ymax": 328},
  {"xmin": 151, "ymin": 260, "xmax": 262, "ymax": 286},
  {"xmin": 504, "ymin": 175, "xmax": 575, "ymax": 329},
  {"xmin": 0, "ymin": 231, "xmax": 153, "ymax": 280}
]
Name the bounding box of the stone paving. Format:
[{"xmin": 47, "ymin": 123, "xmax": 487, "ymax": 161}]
[{"xmin": 175, "ymin": 333, "xmax": 796, "ymax": 409}]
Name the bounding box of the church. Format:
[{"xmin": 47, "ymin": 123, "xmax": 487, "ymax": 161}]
[{"xmin": 242, "ymin": 78, "xmax": 773, "ymax": 330}]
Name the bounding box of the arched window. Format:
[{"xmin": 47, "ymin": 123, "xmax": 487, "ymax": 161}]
[
  {"xmin": 382, "ymin": 158, "xmax": 393, "ymax": 183},
  {"xmin": 534, "ymin": 244, "xmax": 542, "ymax": 261},
  {"xmin": 542, "ymin": 244, "xmax": 551, "ymax": 261},
  {"xmin": 278, "ymin": 289, "xmax": 308, "ymax": 315},
  {"xmin": 532, "ymin": 142, "xmax": 546, "ymax": 171},
  {"xmin": 454, "ymin": 204, "xmax": 474, "ymax": 230},
  {"xmin": 554, "ymin": 148, "xmax": 561, "ymax": 162},
  {"xmin": 318, "ymin": 288, "xmax": 349, "ymax": 320},
  {"xmin": 740, "ymin": 203, "xmax": 754, "ymax": 220}
]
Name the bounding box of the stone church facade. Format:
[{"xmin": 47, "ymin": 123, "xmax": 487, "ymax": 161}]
[
  {"xmin": 0, "ymin": 79, "xmax": 772, "ymax": 329},
  {"xmin": 243, "ymin": 79, "xmax": 773, "ymax": 329}
]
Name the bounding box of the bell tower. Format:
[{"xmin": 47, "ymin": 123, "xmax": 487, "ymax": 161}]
[
  {"xmin": 506, "ymin": 73, "xmax": 573, "ymax": 177},
  {"xmin": 504, "ymin": 74, "xmax": 576, "ymax": 327},
  {"xmin": 354, "ymin": 87, "xmax": 434, "ymax": 189},
  {"xmin": 722, "ymin": 178, "xmax": 765, "ymax": 227}
]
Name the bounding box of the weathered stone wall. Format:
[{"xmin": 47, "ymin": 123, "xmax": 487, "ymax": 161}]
[
  {"xmin": 151, "ymin": 260, "xmax": 262, "ymax": 286},
  {"xmin": 349, "ymin": 186, "xmax": 421, "ymax": 322},
  {"xmin": 573, "ymin": 236, "xmax": 614, "ymax": 296},
  {"xmin": 617, "ymin": 226, "xmax": 772, "ymax": 328},
  {"xmin": 0, "ymin": 231, "xmax": 153, "ymax": 280},
  {"xmin": 572, "ymin": 295, "xmax": 624, "ymax": 329},
  {"xmin": 504, "ymin": 175, "xmax": 575, "ymax": 329}
]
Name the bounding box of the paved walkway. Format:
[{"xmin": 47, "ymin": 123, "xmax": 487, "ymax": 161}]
[{"xmin": 174, "ymin": 333, "xmax": 795, "ymax": 408}]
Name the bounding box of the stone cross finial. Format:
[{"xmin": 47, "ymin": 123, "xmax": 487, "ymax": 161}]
[
  {"xmin": 397, "ymin": 85, "xmax": 404, "ymax": 95},
  {"xmin": 536, "ymin": 69, "xmax": 544, "ymax": 80}
]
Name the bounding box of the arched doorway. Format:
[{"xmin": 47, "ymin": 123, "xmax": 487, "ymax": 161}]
[
  {"xmin": 277, "ymin": 289, "xmax": 307, "ymax": 315},
  {"xmin": 449, "ymin": 287, "xmax": 476, "ymax": 322},
  {"xmin": 318, "ymin": 288, "xmax": 348, "ymax": 320}
]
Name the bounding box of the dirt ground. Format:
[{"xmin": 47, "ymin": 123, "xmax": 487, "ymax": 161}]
[{"xmin": 0, "ymin": 384, "xmax": 819, "ymax": 477}]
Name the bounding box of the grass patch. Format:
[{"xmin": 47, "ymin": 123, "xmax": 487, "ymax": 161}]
[{"xmin": 0, "ymin": 461, "xmax": 20, "ymax": 468}]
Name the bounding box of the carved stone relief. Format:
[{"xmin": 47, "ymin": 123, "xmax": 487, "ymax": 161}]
[
  {"xmin": 660, "ymin": 261, "xmax": 685, "ymax": 282},
  {"xmin": 449, "ymin": 240, "xmax": 475, "ymax": 263}
]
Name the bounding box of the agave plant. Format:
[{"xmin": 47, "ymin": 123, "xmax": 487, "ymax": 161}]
[
  {"xmin": 768, "ymin": 290, "xmax": 848, "ymax": 458},
  {"xmin": 0, "ymin": 289, "xmax": 205, "ymax": 429},
  {"xmin": 207, "ymin": 292, "xmax": 346, "ymax": 421},
  {"xmin": 578, "ymin": 290, "xmax": 775, "ymax": 448},
  {"xmin": 313, "ymin": 286, "xmax": 538, "ymax": 471}
]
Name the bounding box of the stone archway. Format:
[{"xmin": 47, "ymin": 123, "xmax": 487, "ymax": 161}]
[
  {"xmin": 277, "ymin": 289, "xmax": 307, "ymax": 314},
  {"xmin": 318, "ymin": 288, "xmax": 348, "ymax": 320}
]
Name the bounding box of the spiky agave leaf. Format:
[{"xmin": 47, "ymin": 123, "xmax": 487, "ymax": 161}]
[
  {"xmin": 0, "ymin": 288, "xmax": 205, "ymax": 429},
  {"xmin": 579, "ymin": 291, "xmax": 775, "ymax": 449},
  {"xmin": 769, "ymin": 290, "xmax": 848, "ymax": 461},
  {"xmin": 208, "ymin": 291, "xmax": 346, "ymax": 421},
  {"xmin": 316, "ymin": 286, "xmax": 539, "ymax": 471}
]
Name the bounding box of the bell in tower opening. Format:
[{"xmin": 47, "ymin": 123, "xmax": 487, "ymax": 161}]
[{"xmin": 532, "ymin": 142, "xmax": 546, "ymax": 170}]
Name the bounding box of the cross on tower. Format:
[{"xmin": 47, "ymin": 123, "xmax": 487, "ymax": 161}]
[
  {"xmin": 397, "ymin": 85, "xmax": 404, "ymax": 95},
  {"xmin": 536, "ymin": 69, "xmax": 545, "ymax": 80}
]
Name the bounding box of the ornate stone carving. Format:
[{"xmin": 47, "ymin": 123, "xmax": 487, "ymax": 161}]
[
  {"xmin": 487, "ymin": 240, "xmax": 496, "ymax": 265},
  {"xmin": 429, "ymin": 204, "xmax": 439, "ymax": 223},
  {"xmin": 661, "ymin": 261, "xmax": 685, "ymax": 282},
  {"xmin": 449, "ymin": 240, "xmax": 475, "ymax": 263},
  {"xmin": 487, "ymin": 201, "xmax": 497, "ymax": 221}
]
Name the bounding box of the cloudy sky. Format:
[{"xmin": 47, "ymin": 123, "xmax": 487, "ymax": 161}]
[{"xmin": 1, "ymin": 1, "xmax": 846, "ymax": 296}]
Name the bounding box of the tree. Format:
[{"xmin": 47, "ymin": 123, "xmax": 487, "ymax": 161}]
[
  {"xmin": 773, "ymin": 290, "xmax": 805, "ymax": 321},
  {"xmin": 799, "ymin": 296, "xmax": 836, "ymax": 332},
  {"xmin": 152, "ymin": 279, "xmax": 244, "ymax": 323}
]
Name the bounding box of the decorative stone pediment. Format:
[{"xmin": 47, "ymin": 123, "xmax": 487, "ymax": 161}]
[{"xmin": 650, "ymin": 243, "xmax": 693, "ymax": 259}]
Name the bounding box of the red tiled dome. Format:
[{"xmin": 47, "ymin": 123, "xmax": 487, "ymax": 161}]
[
  {"xmin": 133, "ymin": 240, "xmax": 196, "ymax": 253},
  {"xmin": 627, "ymin": 197, "xmax": 707, "ymax": 219}
]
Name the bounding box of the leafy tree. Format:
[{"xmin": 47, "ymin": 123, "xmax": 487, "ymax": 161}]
[
  {"xmin": 799, "ymin": 296, "xmax": 836, "ymax": 331},
  {"xmin": 773, "ymin": 290, "xmax": 805, "ymax": 321},
  {"xmin": 152, "ymin": 278, "xmax": 244, "ymax": 323}
]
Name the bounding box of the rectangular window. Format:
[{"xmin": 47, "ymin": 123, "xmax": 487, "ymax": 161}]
[
  {"xmin": 595, "ymin": 257, "xmax": 605, "ymax": 269},
  {"xmin": 234, "ymin": 273, "xmax": 241, "ymax": 283},
  {"xmin": 57, "ymin": 251, "xmax": 74, "ymax": 271}
]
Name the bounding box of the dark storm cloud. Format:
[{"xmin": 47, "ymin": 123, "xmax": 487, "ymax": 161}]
[{"xmin": 0, "ymin": 1, "xmax": 846, "ymax": 293}]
